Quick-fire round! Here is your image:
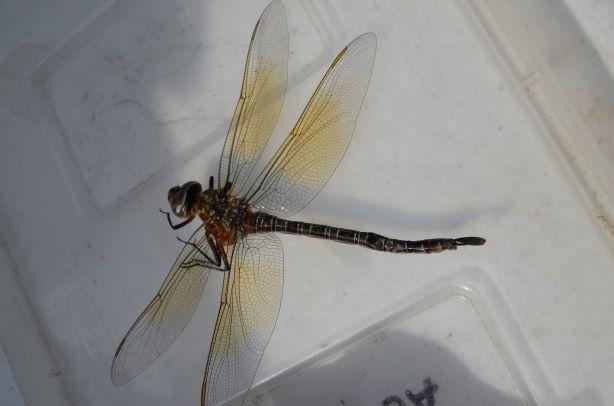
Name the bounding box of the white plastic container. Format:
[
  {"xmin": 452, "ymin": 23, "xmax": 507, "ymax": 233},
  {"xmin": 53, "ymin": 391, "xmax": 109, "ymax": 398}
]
[{"xmin": 1, "ymin": 0, "xmax": 613, "ymax": 405}]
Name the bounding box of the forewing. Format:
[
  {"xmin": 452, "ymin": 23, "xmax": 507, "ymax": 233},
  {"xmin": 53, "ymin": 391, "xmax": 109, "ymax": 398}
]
[
  {"xmin": 218, "ymin": 0, "xmax": 288, "ymax": 197},
  {"xmin": 111, "ymin": 225, "xmax": 218, "ymax": 386},
  {"xmin": 201, "ymin": 233, "xmax": 284, "ymax": 406},
  {"xmin": 246, "ymin": 33, "xmax": 376, "ymax": 217}
]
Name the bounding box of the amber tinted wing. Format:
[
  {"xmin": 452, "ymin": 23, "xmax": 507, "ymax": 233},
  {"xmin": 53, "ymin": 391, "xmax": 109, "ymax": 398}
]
[
  {"xmin": 218, "ymin": 0, "xmax": 288, "ymax": 197},
  {"xmin": 245, "ymin": 33, "xmax": 376, "ymax": 217},
  {"xmin": 111, "ymin": 225, "xmax": 220, "ymax": 386},
  {"xmin": 201, "ymin": 233, "xmax": 283, "ymax": 406}
]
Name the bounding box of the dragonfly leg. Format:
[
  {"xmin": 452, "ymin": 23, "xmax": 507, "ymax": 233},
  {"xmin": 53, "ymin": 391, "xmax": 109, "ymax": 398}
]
[
  {"xmin": 205, "ymin": 234, "xmax": 231, "ymax": 271},
  {"xmin": 180, "ymin": 258, "xmax": 225, "ymax": 272},
  {"xmin": 176, "ymin": 235, "xmax": 217, "ymax": 265},
  {"xmin": 159, "ymin": 209, "xmax": 194, "ymax": 230},
  {"xmin": 202, "ymin": 234, "xmax": 231, "ymax": 271},
  {"xmin": 214, "ymin": 239, "xmax": 231, "ymax": 271},
  {"xmin": 205, "ymin": 234, "xmax": 224, "ymax": 268}
]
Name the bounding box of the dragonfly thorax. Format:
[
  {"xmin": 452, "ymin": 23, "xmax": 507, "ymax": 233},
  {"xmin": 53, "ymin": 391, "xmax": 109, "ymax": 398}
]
[{"xmin": 204, "ymin": 192, "xmax": 249, "ymax": 228}]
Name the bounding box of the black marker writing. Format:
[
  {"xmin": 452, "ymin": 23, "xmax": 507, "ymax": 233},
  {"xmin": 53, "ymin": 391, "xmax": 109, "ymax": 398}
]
[{"xmin": 382, "ymin": 378, "xmax": 438, "ymax": 406}]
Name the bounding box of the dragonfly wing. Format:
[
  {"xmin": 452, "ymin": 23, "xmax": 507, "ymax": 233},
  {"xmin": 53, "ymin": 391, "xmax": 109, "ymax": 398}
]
[
  {"xmin": 246, "ymin": 33, "xmax": 376, "ymax": 217},
  {"xmin": 201, "ymin": 233, "xmax": 284, "ymax": 406},
  {"xmin": 111, "ymin": 225, "xmax": 218, "ymax": 386},
  {"xmin": 218, "ymin": 0, "xmax": 289, "ymax": 198}
]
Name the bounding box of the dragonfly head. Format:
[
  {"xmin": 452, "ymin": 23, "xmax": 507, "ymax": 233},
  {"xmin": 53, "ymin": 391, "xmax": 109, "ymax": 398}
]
[{"xmin": 167, "ymin": 181, "xmax": 202, "ymax": 218}]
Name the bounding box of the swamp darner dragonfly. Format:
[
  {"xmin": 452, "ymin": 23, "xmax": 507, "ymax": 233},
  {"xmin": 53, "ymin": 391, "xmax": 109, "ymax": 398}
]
[{"xmin": 111, "ymin": 1, "xmax": 485, "ymax": 405}]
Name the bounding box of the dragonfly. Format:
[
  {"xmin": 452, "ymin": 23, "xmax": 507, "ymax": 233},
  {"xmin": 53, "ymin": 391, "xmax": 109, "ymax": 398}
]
[{"xmin": 111, "ymin": 1, "xmax": 485, "ymax": 405}]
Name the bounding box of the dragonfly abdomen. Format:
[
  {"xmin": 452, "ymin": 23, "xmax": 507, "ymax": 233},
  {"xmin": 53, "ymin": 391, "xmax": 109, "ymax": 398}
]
[{"xmin": 251, "ymin": 212, "xmax": 485, "ymax": 254}]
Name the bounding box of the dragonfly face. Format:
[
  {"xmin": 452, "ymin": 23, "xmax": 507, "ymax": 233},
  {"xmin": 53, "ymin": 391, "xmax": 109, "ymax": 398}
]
[{"xmin": 167, "ymin": 181, "xmax": 203, "ymax": 218}]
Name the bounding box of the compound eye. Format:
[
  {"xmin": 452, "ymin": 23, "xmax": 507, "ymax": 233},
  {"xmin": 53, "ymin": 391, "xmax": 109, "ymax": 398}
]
[
  {"xmin": 167, "ymin": 186, "xmax": 180, "ymax": 203},
  {"xmin": 186, "ymin": 182, "xmax": 203, "ymax": 196},
  {"xmin": 184, "ymin": 183, "xmax": 202, "ymax": 211},
  {"xmin": 169, "ymin": 188, "xmax": 188, "ymax": 217}
]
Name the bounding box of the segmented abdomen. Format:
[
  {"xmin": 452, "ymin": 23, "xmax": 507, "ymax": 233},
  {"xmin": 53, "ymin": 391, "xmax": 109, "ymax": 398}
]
[{"xmin": 251, "ymin": 212, "xmax": 466, "ymax": 254}]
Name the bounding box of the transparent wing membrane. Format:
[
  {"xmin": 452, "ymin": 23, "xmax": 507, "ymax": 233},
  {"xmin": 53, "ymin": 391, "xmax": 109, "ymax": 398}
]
[
  {"xmin": 111, "ymin": 225, "xmax": 218, "ymax": 385},
  {"xmin": 201, "ymin": 32, "xmax": 375, "ymax": 404},
  {"xmin": 247, "ymin": 33, "xmax": 376, "ymax": 217},
  {"xmin": 112, "ymin": 2, "xmax": 378, "ymax": 403},
  {"xmin": 202, "ymin": 233, "xmax": 284, "ymax": 406},
  {"xmin": 218, "ymin": 0, "xmax": 289, "ymax": 198}
]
